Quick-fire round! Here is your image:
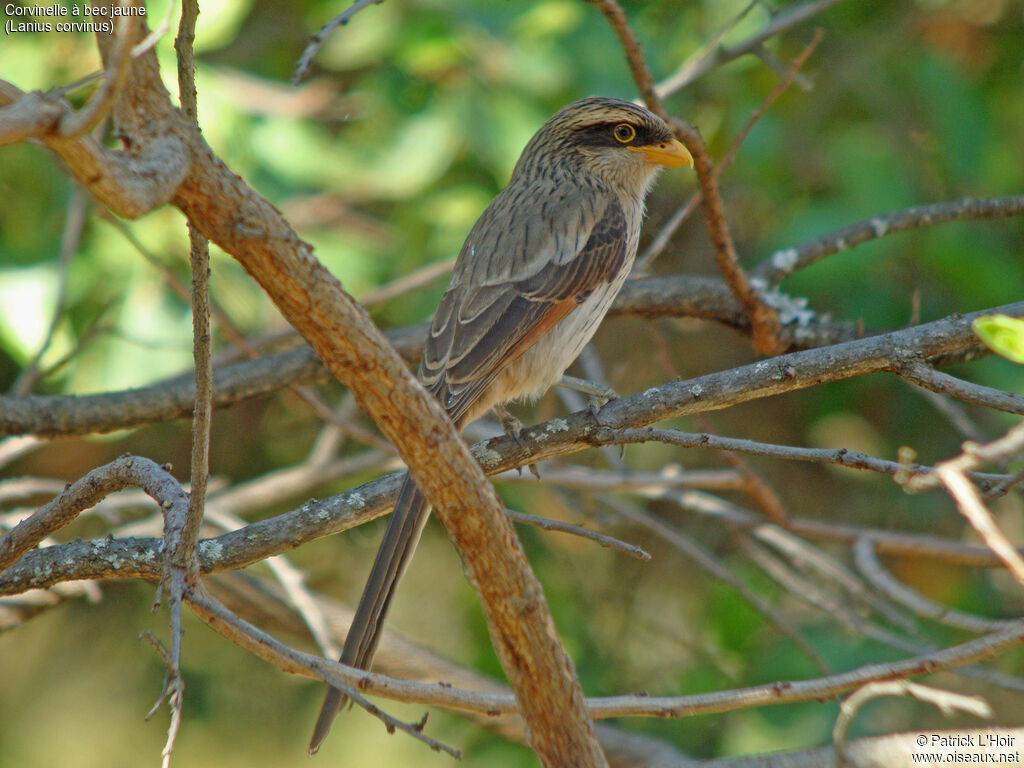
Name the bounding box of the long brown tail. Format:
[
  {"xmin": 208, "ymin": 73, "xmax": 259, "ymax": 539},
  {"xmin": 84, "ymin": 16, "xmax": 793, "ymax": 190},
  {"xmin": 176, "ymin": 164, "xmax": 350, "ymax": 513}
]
[{"xmin": 307, "ymin": 475, "xmax": 431, "ymax": 755}]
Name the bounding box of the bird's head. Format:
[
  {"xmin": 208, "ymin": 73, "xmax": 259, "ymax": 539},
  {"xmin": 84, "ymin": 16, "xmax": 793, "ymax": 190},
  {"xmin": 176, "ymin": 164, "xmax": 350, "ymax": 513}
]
[{"xmin": 513, "ymin": 96, "xmax": 693, "ymax": 197}]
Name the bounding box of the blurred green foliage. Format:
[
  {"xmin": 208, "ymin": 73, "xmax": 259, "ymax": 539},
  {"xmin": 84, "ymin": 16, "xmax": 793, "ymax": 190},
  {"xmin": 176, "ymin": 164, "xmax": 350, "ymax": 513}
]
[{"xmin": 2, "ymin": 0, "xmax": 1024, "ymax": 765}]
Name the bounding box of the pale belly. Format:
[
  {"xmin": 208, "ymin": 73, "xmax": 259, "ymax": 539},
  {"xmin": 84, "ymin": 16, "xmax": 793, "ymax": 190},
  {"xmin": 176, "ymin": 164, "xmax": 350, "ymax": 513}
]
[{"xmin": 464, "ymin": 265, "xmax": 631, "ymax": 423}]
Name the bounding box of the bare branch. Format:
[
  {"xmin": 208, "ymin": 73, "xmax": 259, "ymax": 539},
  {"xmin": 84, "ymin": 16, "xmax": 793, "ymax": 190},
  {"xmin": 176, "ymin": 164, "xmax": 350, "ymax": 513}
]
[
  {"xmin": 595, "ymin": 426, "xmax": 1008, "ymax": 486},
  {"xmin": 4, "ymin": 304, "xmax": 1023, "ymax": 595},
  {"xmin": 833, "ymin": 681, "xmax": 990, "ymax": 768},
  {"xmin": 0, "ymin": 274, "xmax": 863, "ymax": 439},
  {"xmin": 896, "ymin": 358, "xmax": 1024, "ymax": 416},
  {"xmin": 853, "ymin": 537, "xmax": 1012, "ymax": 633},
  {"xmin": 293, "ymin": 0, "xmax": 387, "ymax": 83},
  {"xmin": 176, "ymin": 0, "xmax": 210, "ymax": 581},
  {"xmin": 505, "ymin": 508, "xmax": 650, "ymax": 561},
  {"xmin": 58, "ymin": 7, "xmax": 134, "ymax": 138},
  {"xmin": 637, "ymin": 28, "xmax": 824, "ymax": 272},
  {"xmin": 656, "ymin": 0, "xmax": 844, "ymax": 97},
  {"xmin": 497, "ymin": 464, "xmax": 744, "ymax": 493},
  {"xmin": 0, "ymin": 455, "xmax": 185, "ymax": 572},
  {"xmin": 754, "ymin": 196, "xmax": 1024, "ymax": 284},
  {"xmin": 0, "ymin": 82, "xmax": 188, "ymax": 218}
]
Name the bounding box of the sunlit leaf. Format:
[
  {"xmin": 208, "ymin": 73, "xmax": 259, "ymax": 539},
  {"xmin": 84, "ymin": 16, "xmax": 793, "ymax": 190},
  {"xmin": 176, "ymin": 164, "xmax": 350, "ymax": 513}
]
[{"xmin": 973, "ymin": 314, "xmax": 1024, "ymax": 364}]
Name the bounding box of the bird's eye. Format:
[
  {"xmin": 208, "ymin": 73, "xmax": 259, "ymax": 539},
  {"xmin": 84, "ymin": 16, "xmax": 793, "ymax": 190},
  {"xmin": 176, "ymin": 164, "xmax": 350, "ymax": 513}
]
[{"xmin": 613, "ymin": 123, "xmax": 636, "ymax": 143}]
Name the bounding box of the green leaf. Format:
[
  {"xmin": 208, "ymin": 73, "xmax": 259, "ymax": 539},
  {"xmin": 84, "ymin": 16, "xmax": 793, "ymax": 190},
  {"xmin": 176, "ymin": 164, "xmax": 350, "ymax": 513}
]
[{"xmin": 973, "ymin": 315, "xmax": 1024, "ymax": 364}]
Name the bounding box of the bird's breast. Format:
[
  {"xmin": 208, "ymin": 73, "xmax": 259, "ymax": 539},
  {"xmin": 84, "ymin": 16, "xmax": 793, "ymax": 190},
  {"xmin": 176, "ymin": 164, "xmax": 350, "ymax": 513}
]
[{"xmin": 491, "ymin": 250, "xmax": 634, "ymax": 405}]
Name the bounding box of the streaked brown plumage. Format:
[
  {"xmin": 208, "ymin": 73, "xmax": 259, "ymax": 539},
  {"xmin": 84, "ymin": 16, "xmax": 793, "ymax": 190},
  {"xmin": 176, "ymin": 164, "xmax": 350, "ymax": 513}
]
[{"xmin": 309, "ymin": 96, "xmax": 691, "ymax": 754}]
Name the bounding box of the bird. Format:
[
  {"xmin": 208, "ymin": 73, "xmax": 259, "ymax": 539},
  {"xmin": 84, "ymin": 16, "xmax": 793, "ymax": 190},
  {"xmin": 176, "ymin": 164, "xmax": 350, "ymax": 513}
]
[{"xmin": 308, "ymin": 96, "xmax": 692, "ymax": 754}]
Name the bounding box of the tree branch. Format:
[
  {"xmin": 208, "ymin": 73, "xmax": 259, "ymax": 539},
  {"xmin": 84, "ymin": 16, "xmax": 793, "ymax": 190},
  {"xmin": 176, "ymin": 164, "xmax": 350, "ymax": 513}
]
[
  {"xmin": 83, "ymin": 8, "xmax": 607, "ymax": 762},
  {"xmin": 754, "ymin": 196, "xmax": 1024, "ymax": 284},
  {"xmin": 4, "ymin": 301, "xmax": 1022, "ymax": 595},
  {"xmin": 586, "ymin": 0, "xmax": 784, "ymax": 354},
  {"xmin": 0, "ymin": 274, "xmax": 861, "ymax": 439}
]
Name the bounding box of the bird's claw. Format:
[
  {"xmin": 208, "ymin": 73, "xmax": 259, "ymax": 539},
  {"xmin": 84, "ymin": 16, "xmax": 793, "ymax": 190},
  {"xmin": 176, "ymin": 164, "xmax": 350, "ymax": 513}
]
[
  {"xmin": 494, "ymin": 405, "xmax": 526, "ymax": 448},
  {"xmin": 559, "ymin": 374, "xmax": 618, "ymax": 420}
]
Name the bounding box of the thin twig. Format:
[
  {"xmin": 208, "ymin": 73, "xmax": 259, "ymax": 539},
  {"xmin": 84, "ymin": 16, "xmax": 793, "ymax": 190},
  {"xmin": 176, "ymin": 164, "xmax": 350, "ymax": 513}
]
[
  {"xmin": 937, "ymin": 464, "xmax": 1024, "ymax": 588},
  {"xmin": 853, "ymin": 537, "xmax": 1013, "ymax": 633},
  {"xmin": 833, "ymin": 681, "xmax": 990, "ymax": 768},
  {"xmin": 139, "ymin": 631, "xmax": 185, "ymax": 768},
  {"xmin": 754, "ymin": 195, "xmax": 1024, "ymax": 284},
  {"xmin": 656, "ymin": 0, "xmax": 844, "ymax": 98},
  {"xmin": 59, "ymin": 2, "xmax": 135, "ymax": 138},
  {"xmin": 653, "ymin": 1, "xmax": 760, "ymax": 101},
  {"xmin": 673, "ymin": 116, "xmax": 784, "ymax": 355},
  {"xmin": 176, "ymin": 0, "xmax": 211, "ymax": 578},
  {"xmin": 585, "ymin": 0, "xmax": 785, "ymax": 353},
  {"xmin": 131, "ymin": 0, "xmax": 178, "ymax": 58},
  {"xmin": 505, "ymin": 507, "xmax": 650, "ymax": 561},
  {"xmin": 896, "ymin": 358, "xmax": 1024, "ymax": 416},
  {"xmin": 9, "ymin": 188, "xmax": 88, "ymax": 395},
  {"xmin": 497, "ymin": 464, "xmax": 744, "ymax": 493},
  {"xmin": 293, "ymin": 0, "xmax": 386, "ymax": 83},
  {"xmin": 637, "ymin": 29, "xmax": 824, "ymax": 272},
  {"xmin": 594, "ymin": 426, "xmax": 1008, "ymax": 487}
]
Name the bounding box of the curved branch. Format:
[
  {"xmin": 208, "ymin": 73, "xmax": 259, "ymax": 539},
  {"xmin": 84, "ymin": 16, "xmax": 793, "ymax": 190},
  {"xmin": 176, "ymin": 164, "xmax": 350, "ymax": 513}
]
[
  {"xmin": 0, "ymin": 81, "xmax": 188, "ymax": 218},
  {"xmin": 0, "ymin": 455, "xmax": 186, "ymax": 572}
]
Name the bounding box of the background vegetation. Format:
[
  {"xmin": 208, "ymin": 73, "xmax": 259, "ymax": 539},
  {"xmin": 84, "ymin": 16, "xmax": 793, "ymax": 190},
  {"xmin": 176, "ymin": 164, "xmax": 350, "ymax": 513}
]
[{"xmin": 1, "ymin": 0, "xmax": 1023, "ymax": 765}]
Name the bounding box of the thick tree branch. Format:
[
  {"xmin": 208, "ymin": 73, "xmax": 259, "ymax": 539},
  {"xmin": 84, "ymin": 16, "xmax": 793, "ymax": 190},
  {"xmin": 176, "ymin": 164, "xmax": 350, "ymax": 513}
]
[
  {"xmin": 64, "ymin": 9, "xmax": 607, "ymax": 763},
  {"xmin": 0, "ymin": 81, "xmax": 188, "ymax": 218}
]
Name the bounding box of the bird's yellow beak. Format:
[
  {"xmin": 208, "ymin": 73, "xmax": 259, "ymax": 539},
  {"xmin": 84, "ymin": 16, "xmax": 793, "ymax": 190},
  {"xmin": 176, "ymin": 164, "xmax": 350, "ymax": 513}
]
[{"xmin": 628, "ymin": 138, "xmax": 693, "ymax": 168}]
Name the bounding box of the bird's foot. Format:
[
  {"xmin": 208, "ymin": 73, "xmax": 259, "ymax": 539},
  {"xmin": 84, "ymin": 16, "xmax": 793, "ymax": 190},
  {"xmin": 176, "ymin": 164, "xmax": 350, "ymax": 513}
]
[
  {"xmin": 494, "ymin": 404, "xmax": 535, "ymax": 477},
  {"xmin": 558, "ymin": 374, "xmax": 618, "ymax": 421},
  {"xmin": 494, "ymin": 404, "xmax": 526, "ymax": 448}
]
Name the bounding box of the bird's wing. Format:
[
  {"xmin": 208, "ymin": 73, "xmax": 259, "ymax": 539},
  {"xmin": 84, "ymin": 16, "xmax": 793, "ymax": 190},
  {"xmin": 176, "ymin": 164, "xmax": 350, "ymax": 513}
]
[{"xmin": 421, "ymin": 184, "xmax": 629, "ymax": 424}]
